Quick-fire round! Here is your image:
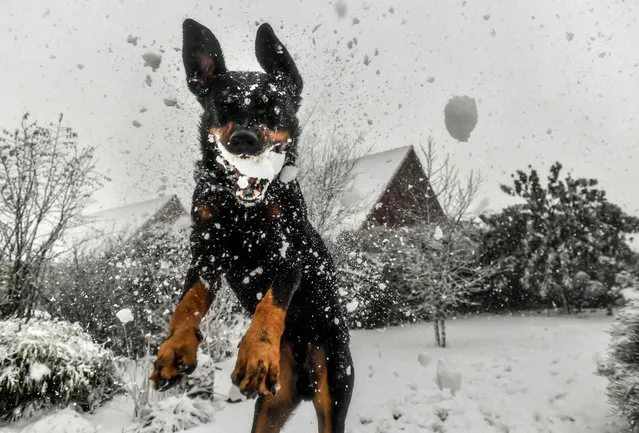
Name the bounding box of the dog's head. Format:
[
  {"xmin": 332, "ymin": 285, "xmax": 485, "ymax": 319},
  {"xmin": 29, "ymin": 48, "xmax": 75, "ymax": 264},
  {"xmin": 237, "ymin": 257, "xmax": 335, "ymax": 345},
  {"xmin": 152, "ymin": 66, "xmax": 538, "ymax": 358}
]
[{"xmin": 182, "ymin": 19, "xmax": 303, "ymax": 205}]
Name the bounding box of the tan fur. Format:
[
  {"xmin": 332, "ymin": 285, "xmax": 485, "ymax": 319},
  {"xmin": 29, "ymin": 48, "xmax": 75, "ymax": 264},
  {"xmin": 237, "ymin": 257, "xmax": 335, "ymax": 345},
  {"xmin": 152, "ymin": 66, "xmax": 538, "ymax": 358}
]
[
  {"xmin": 252, "ymin": 341, "xmax": 297, "ymax": 433},
  {"xmin": 209, "ymin": 123, "xmax": 234, "ymax": 144},
  {"xmin": 311, "ymin": 346, "xmax": 333, "ymax": 433},
  {"xmin": 258, "ymin": 125, "xmax": 290, "ymax": 145},
  {"xmin": 232, "ymin": 288, "xmax": 286, "ymax": 396},
  {"xmin": 150, "ymin": 282, "xmax": 212, "ymax": 385}
]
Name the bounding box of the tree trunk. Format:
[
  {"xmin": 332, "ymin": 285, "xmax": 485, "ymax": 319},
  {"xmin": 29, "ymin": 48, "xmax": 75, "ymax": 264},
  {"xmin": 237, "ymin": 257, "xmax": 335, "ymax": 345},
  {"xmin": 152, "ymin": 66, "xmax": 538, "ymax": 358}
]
[
  {"xmin": 440, "ymin": 318, "xmax": 446, "ymax": 348},
  {"xmin": 434, "ymin": 318, "xmax": 441, "ymax": 347}
]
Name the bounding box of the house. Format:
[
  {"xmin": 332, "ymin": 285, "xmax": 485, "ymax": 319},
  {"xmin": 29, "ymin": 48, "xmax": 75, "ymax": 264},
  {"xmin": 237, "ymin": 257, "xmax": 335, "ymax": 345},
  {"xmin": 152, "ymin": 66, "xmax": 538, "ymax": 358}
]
[
  {"xmin": 335, "ymin": 145, "xmax": 445, "ymax": 233},
  {"xmin": 59, "ymin": 194, "xmax": 189, "ymax": 256}
]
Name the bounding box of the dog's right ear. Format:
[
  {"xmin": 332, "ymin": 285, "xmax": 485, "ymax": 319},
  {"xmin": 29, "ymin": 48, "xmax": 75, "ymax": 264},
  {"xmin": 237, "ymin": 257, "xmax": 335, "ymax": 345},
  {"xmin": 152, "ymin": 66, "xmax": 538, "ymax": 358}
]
[{"xmin": 182, "ymin": 19, "xmax": 227, "ymax": 98}]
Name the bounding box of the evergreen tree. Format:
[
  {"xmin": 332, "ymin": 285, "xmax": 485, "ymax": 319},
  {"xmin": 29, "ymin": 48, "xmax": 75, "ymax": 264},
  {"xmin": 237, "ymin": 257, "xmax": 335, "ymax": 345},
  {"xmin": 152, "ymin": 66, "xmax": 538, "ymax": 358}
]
[{"xmin": 479, "ymin": 162, "xmax": 639, "ymax": 312}]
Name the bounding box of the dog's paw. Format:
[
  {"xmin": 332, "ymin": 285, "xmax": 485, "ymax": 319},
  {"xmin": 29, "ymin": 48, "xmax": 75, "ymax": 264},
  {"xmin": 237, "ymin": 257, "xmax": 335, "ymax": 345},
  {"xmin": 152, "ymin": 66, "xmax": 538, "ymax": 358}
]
[
  {"xmin": 150, "ymin": 328, "xmax": 201, "ymax": 391},
  {"xmin": 231, "ymin": 332, "xmax": 280, "ymax": 398}
]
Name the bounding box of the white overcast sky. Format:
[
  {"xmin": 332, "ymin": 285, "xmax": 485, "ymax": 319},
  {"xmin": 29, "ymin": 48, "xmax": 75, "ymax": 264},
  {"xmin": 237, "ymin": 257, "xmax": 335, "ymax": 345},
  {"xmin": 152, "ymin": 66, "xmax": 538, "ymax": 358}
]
[{"xmin": 1, "ymin": 0, "xmax": 638, "ymax": 223}]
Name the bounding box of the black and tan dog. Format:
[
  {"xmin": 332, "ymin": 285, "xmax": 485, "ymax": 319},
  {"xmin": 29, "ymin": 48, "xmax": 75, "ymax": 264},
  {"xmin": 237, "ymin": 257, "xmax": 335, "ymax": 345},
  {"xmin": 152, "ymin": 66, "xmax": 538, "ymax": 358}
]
[{"xmin": 150, "ymin": 19, "xmax": 354, "ymax": 433}]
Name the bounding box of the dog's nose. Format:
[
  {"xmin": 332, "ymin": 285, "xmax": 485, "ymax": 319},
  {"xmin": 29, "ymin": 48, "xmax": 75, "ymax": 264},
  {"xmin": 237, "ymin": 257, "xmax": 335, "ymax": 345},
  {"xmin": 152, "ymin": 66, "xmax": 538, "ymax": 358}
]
[{"xmin": 228, "ymin": 131, "xmax": 259, "ymax": 154}]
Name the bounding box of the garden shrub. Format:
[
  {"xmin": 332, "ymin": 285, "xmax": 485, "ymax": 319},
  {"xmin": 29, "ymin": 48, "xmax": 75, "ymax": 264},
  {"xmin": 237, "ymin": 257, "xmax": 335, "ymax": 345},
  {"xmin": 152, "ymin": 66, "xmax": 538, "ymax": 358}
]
[{"xmin": 0, "ymin": 318, "xmax": 119, "ymax": 420}]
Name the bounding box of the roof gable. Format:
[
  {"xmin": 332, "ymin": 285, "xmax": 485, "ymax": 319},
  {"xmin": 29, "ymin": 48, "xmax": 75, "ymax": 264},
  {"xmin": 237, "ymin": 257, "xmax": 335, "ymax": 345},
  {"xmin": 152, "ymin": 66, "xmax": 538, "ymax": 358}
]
[
  {"xmin": 335, "ymin": 146, "xmax": 412, "ymax": 232},
  {"xmin": 59, "ymin": 194, "xmax": 187, "ymax": 256}
]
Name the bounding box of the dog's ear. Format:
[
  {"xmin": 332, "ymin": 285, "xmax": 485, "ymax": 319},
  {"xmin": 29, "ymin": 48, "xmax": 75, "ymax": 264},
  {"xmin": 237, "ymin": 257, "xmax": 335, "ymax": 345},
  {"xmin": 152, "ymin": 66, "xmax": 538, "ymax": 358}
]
[
  {"xmin": 255, "ymin": 24, "xmax": 303, "ymax": 100},
  {"xmin": 182, "ymin": 19, "xmax": 227, "ymax": 98}
]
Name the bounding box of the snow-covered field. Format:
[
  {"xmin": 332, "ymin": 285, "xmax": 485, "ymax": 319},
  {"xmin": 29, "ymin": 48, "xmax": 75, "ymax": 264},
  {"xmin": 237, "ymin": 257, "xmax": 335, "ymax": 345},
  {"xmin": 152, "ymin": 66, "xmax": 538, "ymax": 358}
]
[{"xmin": 4, "ymin": 313, "xmax": 623, "ymax": 433}]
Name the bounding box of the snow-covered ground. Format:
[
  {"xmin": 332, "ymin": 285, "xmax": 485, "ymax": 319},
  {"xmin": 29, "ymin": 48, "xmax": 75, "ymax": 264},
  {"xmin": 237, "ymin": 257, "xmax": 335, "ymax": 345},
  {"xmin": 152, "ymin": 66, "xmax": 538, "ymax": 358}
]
[{"xmin": 4, "ymin": 312, "xmax": 623, "ymax": 433}]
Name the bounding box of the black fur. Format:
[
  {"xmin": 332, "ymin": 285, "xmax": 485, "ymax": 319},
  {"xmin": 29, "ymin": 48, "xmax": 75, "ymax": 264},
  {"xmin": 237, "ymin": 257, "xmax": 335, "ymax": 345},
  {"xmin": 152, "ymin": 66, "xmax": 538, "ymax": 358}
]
[{"xmin": 181, "ymin": 19, "xmax": 354, "ymax": 431}]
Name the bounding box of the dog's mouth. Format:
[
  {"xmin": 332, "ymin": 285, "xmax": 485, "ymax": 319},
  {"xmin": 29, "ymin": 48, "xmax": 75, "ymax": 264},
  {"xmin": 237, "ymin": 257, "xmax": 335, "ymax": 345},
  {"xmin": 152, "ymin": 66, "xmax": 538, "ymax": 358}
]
[
  {"xmin": 234, "ymin": 169, "xmax": 269, "ymax": 202},
  {"xmin": 208, "ymin": 127, "xmax": 290, "ymax": 204}
]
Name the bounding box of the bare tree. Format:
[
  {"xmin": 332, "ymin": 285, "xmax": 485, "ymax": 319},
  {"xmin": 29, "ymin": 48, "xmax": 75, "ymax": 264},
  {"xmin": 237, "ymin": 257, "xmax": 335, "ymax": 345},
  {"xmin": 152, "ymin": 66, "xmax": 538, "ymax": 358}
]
[
  {"xmin": 409, "ymin": 137, "xmax": 486, "ymax": 347},
  {"xmin": 0, "ymin": 113, "xmax": 104, "ymax": 318},
  {"xmin": 296, "ymin": 112, "xmax": 369, "ymax": 238}
]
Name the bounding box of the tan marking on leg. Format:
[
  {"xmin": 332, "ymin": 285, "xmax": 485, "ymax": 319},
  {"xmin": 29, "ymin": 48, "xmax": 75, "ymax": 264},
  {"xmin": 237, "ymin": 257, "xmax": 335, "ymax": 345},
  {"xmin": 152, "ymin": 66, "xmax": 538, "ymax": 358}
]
[
  {"xmin": 232, "ymin": 288, "xmax": 287, "ymax": 396},
  {"xmin": 311, "ymin": 346, "xmax": 333, "ymax": 433},
  {"xmin": 150, "ymin": 282, "xmax": 212, "ymax": 387},
  {"xmin": 252, "ymin": 341, "xmax": 297, "ymax": 433},
  {"xmin": 168, "ymin": 281, "xmax": 211, "ymax": 334}
]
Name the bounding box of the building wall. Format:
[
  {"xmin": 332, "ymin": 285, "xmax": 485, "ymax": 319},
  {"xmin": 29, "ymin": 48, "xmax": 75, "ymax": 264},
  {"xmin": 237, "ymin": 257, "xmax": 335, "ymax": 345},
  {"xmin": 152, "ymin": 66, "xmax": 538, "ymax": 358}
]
[{"xmin": 366, "ymin": 149, "xmax": 446, "ymax": 228}]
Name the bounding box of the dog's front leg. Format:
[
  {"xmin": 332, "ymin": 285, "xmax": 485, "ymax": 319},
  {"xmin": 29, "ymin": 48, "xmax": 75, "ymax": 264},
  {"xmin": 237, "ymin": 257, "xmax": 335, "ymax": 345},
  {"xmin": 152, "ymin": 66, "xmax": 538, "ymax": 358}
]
[
  {"xmin": 151, "ymin": 269, "xmax": 219, "ymax": 391},
  {"xmin": 232, "ymin": 267, "xmax": 301, "ymax": 398}
]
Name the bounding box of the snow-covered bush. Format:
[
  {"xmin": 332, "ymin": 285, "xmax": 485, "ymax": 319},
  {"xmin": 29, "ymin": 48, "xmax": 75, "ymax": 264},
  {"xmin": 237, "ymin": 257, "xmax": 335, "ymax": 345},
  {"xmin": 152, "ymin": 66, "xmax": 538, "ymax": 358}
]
[
  {"xmin": 47, "ymin": 224, "xmax": 245, "ymax": 363},
  {"xmin": 0, "ymin": 318, "xmax": 119, "ymax": 420},
  {"xmin": 478, "ymin": 162, "xmax": 639, "ymax": 313},
  {"xmin": 46, "ymin": 227, "xmax": 189, "ymax": 358},
  {"xmin": 597, "ymin": 291, "xmax": 639, "ymax": 430},
  {"xmin": 335, "ymin": 223, "xmax": 490, "ymax": 345},
  {"xmin": 598, "ymin": 295, "xmax": 639, "ymax": 430},
  {"xmin": 182, "ymin": 351, "xmax": 217, "ymax": 400},
  {"xmin": 132, "ymin": 394, "xmax": 215, "ymax": 433},
  {"xmin": 20, "ymin": 409, "xmax": 97, "ymax": 433},
  {"xmin": 332, "ymin": 232, "xmax": 408, "ymax": 329}
]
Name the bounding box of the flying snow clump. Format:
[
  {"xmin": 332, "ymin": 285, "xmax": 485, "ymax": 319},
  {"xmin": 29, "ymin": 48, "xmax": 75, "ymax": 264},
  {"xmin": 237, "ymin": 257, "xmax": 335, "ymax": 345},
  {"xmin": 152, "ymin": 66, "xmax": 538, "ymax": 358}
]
[
  {"xmin": 116, "ymin": 308, "xmax": 134, "ymax": 324},
  {"xmin": 142, "ymin": 52, "xmax": 162, "ymax": 71},
  {"xmin": 417, "ymin": 352, "xmax": 432, "ymax": 367},
  {"xmin": 444, "ymin": 95, "xmax": 478, "ymax": 142}
]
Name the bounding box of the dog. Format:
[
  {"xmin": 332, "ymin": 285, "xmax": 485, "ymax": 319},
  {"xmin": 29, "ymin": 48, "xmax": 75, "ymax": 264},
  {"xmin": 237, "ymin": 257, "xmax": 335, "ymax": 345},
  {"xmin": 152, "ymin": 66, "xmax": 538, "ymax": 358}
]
[{"xmin": 150, "ymin": 19, "xmax": 355, "ymax": 433}]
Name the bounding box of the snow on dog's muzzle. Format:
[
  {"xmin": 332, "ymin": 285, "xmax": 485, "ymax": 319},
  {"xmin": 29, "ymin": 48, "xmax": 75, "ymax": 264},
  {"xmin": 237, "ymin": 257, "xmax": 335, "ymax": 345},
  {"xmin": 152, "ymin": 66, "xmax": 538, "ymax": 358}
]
[{"xmin": 208, "ymin": 129, "xmax": 288, "ymax": 203}]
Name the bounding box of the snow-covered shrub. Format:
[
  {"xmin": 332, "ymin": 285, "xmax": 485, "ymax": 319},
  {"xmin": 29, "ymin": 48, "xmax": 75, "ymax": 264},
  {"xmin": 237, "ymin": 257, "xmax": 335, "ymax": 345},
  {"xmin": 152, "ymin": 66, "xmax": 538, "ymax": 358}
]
[
  {"xmin": 332, "ymin": 232, "xmax": 407, "ymax": 328},
  {"xmin": 182, "ymin": 351, "xmax": 216, "ymax": 400},
  {"xmin": 478, "ymin": 162, "xmax": 639, "ymax": 313},
  {"xmin": 21, "ymin": 409, "xmax": 97, "ymax": 433},
  {"xmin": 597, "ymin": 293, "xmax": 639, "ymax": 430},
  {"xmin": 48, "ymin": 223, "xmax": 245, "ymax": 363},
  {"xmin": 0, "ymin": 318, "xmax": 119, "ymax": 420},
  {"xmin": 132, "ymin": 394, "xmax": 215, "ymax": 433},
  {"xmin": 46, "ymin": 226, "xmax": 189, "ymax": 358}
]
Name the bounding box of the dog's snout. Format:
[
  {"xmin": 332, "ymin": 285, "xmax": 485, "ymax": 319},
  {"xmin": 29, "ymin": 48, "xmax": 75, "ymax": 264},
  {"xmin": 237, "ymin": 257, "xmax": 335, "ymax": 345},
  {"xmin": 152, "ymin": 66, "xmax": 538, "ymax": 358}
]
[{"xmin": 228, "ymin": 131, "xmax": 259, "ymax": 154}]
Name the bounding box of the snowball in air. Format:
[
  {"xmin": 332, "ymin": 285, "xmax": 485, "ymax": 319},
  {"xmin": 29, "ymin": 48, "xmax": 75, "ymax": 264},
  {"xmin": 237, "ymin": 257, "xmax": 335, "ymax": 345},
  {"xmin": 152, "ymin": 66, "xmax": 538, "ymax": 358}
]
[
  {"xmin": 417, "ymin": 352, "xmax": 432, "ymax": 367},
  {"xmin": 116, "ymin": 308, "xmax": 134, "ymax": 324},
  {"xmin": 444, "ymin": 95, "xmax": 478, "ymax": 142}
]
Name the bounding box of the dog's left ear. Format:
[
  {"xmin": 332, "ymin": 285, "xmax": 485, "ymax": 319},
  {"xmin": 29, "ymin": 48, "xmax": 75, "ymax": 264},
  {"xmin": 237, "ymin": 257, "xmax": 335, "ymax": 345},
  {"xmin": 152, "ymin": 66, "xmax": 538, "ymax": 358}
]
[{"xmin": 255, "ymin": 24, "xmax": 303, "ymax": 101}]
